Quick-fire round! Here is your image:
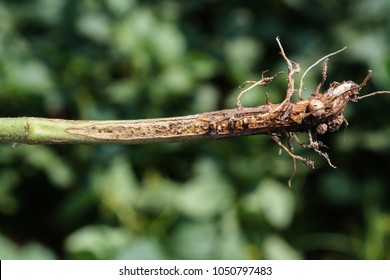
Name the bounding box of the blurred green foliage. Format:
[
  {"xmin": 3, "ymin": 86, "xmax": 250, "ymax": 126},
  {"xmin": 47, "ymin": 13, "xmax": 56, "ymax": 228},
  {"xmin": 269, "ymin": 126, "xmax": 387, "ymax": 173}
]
[{"xmin": 0, "ymin": 0, "xmax": 390, "ymax": 260}]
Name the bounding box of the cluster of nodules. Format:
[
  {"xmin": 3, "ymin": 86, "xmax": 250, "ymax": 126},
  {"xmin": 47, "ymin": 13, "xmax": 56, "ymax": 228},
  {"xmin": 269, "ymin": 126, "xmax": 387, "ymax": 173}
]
[{"xmin": 314, "ymin": 113, "xmax": 345, "ymax": 135}]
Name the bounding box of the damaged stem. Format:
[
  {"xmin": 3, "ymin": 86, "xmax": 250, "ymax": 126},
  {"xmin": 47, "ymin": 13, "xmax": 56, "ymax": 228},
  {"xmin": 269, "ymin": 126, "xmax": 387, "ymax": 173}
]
[{"xmin": 0, "ymin": 38, "xmax": 389, "ymax": 186}]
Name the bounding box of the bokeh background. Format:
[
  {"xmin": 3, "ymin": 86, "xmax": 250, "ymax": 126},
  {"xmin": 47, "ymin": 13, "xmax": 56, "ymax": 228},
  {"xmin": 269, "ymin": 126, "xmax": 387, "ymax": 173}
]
[{"xmin": 0, "ymin": 0, "xmax": 389, "ymax": 260}]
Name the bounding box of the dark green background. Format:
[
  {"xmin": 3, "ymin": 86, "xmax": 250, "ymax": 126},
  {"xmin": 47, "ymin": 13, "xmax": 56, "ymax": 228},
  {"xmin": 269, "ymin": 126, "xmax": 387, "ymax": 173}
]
[{"xmin": 0, "ymin": 0, "xmax": 389, "ymax": 259}]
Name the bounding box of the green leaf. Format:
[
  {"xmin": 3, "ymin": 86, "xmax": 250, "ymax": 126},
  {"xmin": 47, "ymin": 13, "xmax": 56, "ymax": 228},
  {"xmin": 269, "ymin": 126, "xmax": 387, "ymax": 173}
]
[
  {"xmin": 65, "ymin": 225, "xmax": 132, "ymax": 260},
  {"xmin": 23, "ymin": 146, "xmax": 74, "ymax": 188},
  {"xmin": 116, "ymin": 237, "xmax": 166, "ymax": 260},
  {"xmin": 242, "ymin": 179, "xmax": 295, "ymax": 229},
  {"xmin": 0, "ymin": 233, "xmax": 56, "ymax": 260},
  {"xmin": 92, "ymin": 156, "xmax": 139, "ymax": 205},
  {"xmin": 169, "ymin": 221, "xmax": 217, "ymax": 259},
  {"xmin": 216, "ymin": 209, "xmax": 248, "ymax": 259},
  {"xmin": 262, "ymin": 234, "xmax": 302, "ymax": 260},
  {"xmin": 4, "ymin": 60, "xmax": 54, "ymax": 95},
  {"xmin": 77, "ymin": 11, "xmax": 111, "ymax": 43},
  {"xmin": 174, "ymin": 158, "xmax": 234, "ymax": 219}
]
